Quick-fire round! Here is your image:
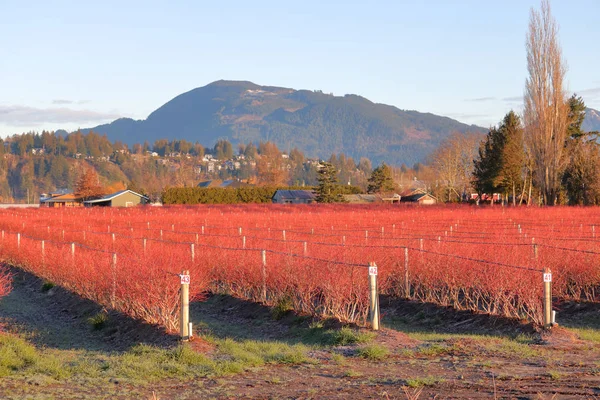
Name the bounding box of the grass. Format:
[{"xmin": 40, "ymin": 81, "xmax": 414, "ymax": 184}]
[
  {"xmin": 87, "ymin": 312, "xmax": 109, "ymax": 330},
  {"xmin": 0, "ymin": 332, "xmax": 314, "ymax": 385},
  {"xmin": 357, "ymin": 344, "xmax": 388, "ymax": 361},
  {"xmin": 569, "ymin": 327, "xmax": 600, "ymax": 343},
  {"xmin": 405, "ymin": 375, "xmax": 445, "ymax": 388}
]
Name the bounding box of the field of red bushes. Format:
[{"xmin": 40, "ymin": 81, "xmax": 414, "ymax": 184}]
[{"xmin": 0, "ymin": 204, "xmax": 598, "ymax": 330}]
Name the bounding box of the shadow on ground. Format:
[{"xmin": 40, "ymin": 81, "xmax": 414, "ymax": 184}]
[{"xmin": 0, "ymin": 266, "xmax": 179, "ymax": 352}]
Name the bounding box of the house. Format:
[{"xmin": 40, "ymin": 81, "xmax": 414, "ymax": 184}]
[
  {"xmin": 344, "ymin": 194, "xmax": 379, "ymax": 204},
  {"xmin": 272, "ymin": 190, "xmax": 316, "ymax": 204},
  {"xmin": 40, "ymin": 192, "xmax": 83, "ymax": 208},
  {"xmin": 400, "ymin": 188, "xmax": 437, "ymax": 205},
  {"xmin": 83, "ymin": 190, "xmax": 149, "ymax": 207},
  {"xmin": 197, "ymin": 179, "xmax": 251, "ymax": 189},
  {"xmin": 379, "ymin": 192, "xmax": 401, "ymax": 204},
  {"xmin": 344, "ymin": 193, "xmax": 401, "ymax": 204}
]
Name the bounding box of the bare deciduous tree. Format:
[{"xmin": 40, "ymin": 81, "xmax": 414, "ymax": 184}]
[
  {"xmin": 523, "ymin": 0, "xmax": 570, "ymax": 205},
  {"xmin": 430, "ymin": 132, "xmax": 482, "ymax": 202}
]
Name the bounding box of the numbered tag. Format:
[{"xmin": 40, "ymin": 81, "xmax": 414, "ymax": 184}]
[
  {"xmin": 180, "ymin": 274, "xmax": 190, "ymax": 284},
  {"xmin": 543, "ymin": 273, "xmax": 552, "ymax": 282},
  {"xmin": 368, "ymin": 266, "xmax": 378, "ymax": 276}
]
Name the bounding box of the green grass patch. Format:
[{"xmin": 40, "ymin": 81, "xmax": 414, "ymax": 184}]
[
  {"xmin": 569, "ymin": 327, "xmax": 600, "ymax": 343},
  {"xmin": 405, "ymin": 375, "xmax": 445, "ymax": 388},
  {"xmin": 357, "ymin": 344, "xmax": 388, "ymax": 361},
  {"xmin": 40, "ymin": 281, "xmax": 55, "ymax": 292},
  {"xmin": 87, "ymin": 312, "xmax": 109, "ymax": 331}
]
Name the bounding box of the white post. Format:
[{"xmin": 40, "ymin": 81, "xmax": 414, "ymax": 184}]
[
  {"xmin": 404, "ymin": 247, "xmax": 410, "ymax": 298},
  {"xmin": 368, "ymin": 262, "xmax": 380, "ymax": 331},
  {"xmin": 111, "ymin": 253, "xmax": 117, "ymax": 308},
  {"xmin": 303, "ymin": 241, "xmax": 307, "ymax": 256},
  {"xmin": 180, "ymin": 270, "xmax": 190, "ymax": 339},
  {"xmin": 190, "ymin": 243, "xmax": 195, "ymax": 262},
  {"xmin": 543, "ymin": 268, "xmax": 552, "ymax": 327},
  {"xmin": 239, "ymin": 227, "xmax": 242, "ymax": 235},
  {"xmin": 71, "ymin": 242, "xmax": 75, "ymax": 259},
  {"xmin": 242, "ymin": 236, "xmax": 246, "ymax": 249},
  {"xmin": 283, "ymin": 230, "xmax": 286, "ymax": 241},
  {"xmin": 17, "ymin": 233, "xmax": 21, "ymax": 251},
  {"xmin": 261, "ymin": 250, "xmax": 267, "ymax": 302},
  {"xmin": 143, "ymin": 238, "xmax": 147, "ymax": 254}
]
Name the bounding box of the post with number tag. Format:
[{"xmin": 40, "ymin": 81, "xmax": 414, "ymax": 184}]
[
  {"xmin": 368, "ymin": 262, "xmax": 380, "ymax": 330},
  {"xmin": 543, "ymin": 268, "xmax": 553, "ymax": 327},
  {"xmin": 180, "ymin": 270, "xmax": 190, "ymax": 340}
]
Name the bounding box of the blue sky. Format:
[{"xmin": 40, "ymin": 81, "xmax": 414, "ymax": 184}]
[{"xmin": 1, "ymin": 0, "xmax": 599, "ymax": 137}]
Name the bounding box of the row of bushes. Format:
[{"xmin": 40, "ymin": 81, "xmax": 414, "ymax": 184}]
[
  {"xmin": 161, "ymin": 184, "xmax": 364, "ymax": 205},
  {"xmin": 162, "ymin": 186, "xmax": 311, "ymax": 204}
]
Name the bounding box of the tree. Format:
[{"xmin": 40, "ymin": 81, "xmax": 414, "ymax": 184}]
[
  {"xmin": 75, "ymin": 167, "xmax": 105, "ymax": 201},
  {"xmin": 562, "ymin": 95, "xmax": 600, "ymax": 205},
  {"xmin": 367, "ymin": 163, "xmax": 396, "ymax": 193},
  {"xmin": 316, "ymin": 162, "xmax": 344, "ymax": 203},
  {"xmin": 472, "ymin": 111, "xmax": 525, "ymax": 205},
  {"xmin": 430, "ymin": 132, "xmax": 482, "ymax": 202},
  {"xmin": 523, "ymin": 0, "xmax": 570, "ymax": 206}
]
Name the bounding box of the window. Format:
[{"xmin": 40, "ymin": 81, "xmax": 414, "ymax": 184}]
[{"xmin": 125, "ymin": 201, "xmax": 134, "ymax": 207}]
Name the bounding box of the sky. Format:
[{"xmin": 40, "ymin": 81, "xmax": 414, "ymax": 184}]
[{"xmin": 1, "ymin": 0, "xmax": 599, "ymax": 137}]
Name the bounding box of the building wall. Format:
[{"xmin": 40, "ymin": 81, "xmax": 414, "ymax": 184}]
[{"xmin": 110, "ymin": 192, "xmax": 147, "ymax": 207}]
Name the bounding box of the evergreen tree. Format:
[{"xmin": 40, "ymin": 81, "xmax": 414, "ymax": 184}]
[
  {"xmin": 316, "ymin": 162, "xmax": 343, "ymax": 203},
  {"xmin": 367, "ymin": 163, "xmax": 395, "ymax": 193},
  {"xmin": 472, "ymin": 111, "xmax": 525, "ymax": 204}
]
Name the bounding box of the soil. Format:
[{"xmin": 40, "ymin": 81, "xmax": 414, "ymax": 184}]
[{"xmin": 1, "ymin": 266, "xmax": 600, "ymax": 399}]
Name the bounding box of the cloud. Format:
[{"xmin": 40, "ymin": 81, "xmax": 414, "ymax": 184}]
[
  {"xmin": 502, "ymin": 96, "xmax": 523, "ymax": 102},
  {"xmin": 52, "ymin": 99, "xmax": 91, "ymax": 105},
  {"xmin": 0, "ymin": 105, "xmax": 119, "ymax": 126},
  {"xmin": 574, "ymin": 87, "xmax": 600, "ymax": 99},
  {"xmin": 464, "ymin": 97, "xmax": 496, "ymax": 102},
  {"xmin": 52, "ymin": 99, "xmax": 74, "ymax": 105}
]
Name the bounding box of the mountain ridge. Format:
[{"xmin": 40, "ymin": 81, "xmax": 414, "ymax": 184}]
[{"xmin": 85, "ymin": 80, "xmax": 488, "ymax": 166}]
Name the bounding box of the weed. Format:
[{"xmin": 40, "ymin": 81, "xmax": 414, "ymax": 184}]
[
  {"xmin": 332, "ymin": 327, "xmax": 375, "ymax": 346},
  {"xmin": 40, "ymin": 281, "xmax": 55, "ymax": 292},
  {"xmin": 271, "ymin": 297, "xmax": 293, "ymax": 320},
  {"xmin": 343, "ymin": 369, "xmax": 362, "ymax": 378},
  {"xmin": 331, "ymin": 353, "xmax": 346, "ymax": 365},
  {"xmin": 405, "ymin": 376, "xmax": 445, "ymax": 388},
  {"xmin": 87, "ymin": 312, "xmax": 108, "ymax": 330},
  {"xmin": 357, "ymin": 344, "xmax": 388, "ymax": 361}
]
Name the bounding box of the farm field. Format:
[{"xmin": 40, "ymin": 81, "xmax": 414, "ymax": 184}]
[{"xmin": 0, "ymin": 204, "xmax": 599, "ymax": 398}]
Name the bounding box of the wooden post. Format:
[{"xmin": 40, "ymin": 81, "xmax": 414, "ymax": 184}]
[
  {"xmin": 342, "ymin": 236, "xmax": 346, "ymax": 246},
  {"xmin": 17, "ymin": 233, "xmax": 20, "ymax": 250},
  {"xmin": 112, "ymin": 233, "xmax": 115, "ymax": 245},
  {"xmin": 195, "ymin": 233, "xmax": 199, "ymax": 244},
  {"xmin": 242, "ymin": 236, "xmax": 246, "ymax": 249},
  {"xmin": 543, "ymin": 268, "xmax": 552, "ymax": 327},
  {"xmin": 404, "ymin": 247, "xmax": 410, "ymax": 299},
  {"xmin": 190, "ymin": 243, "xmax": 195, "ymax": 262},
  {"xmin": 261, "ymin": 251, "xmax": 267, "ymax": 302},
  {"xmin": 41, "ymin": 240, "xmax": 45, "ymax": 265},
  {"xmin": 111, "ymin": 253, "xmax": 117, "ymax": 308},
  {"xmin": 239, "ymin": 227, "xmax": 242, "ymax": 235},
  {"xmin": 143, "ymin": 238, "xmax": 147, "ymax": 254},
  {"xmin": 160, "ymin": 230, "xmax": 163, "ymax": 239},
  {"xmin": 282, "ymin": 230, "xmax": 286, "ymax": 241},
  {"xmin": 71, "ymin": 242, "xmax": 75, "ymax": 259},
  {"xmin": 180, "ymin": 270, "xmax": 190, "ymax": 339},
  {"xmin": 171, "ymin": 224, "xmax": 174, "ymax": 231},
  {"xmin": 368, "ymin": 262, "xmax": 380, "ymax": 331},
  {"xmin": 201, "ymin": 226, "xmax": 204, "ymax": 235},
  {"xmin": 419, "ymin": 238, "xmax": 423, "ymax": 251},
  {"xmin": 303, "ymin": 241, "xmax": 307, "ymax": 256}
]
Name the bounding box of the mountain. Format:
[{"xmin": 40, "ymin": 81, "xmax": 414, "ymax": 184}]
[
  {"xmin": 85, "ymin": 80, "xmax": 486, "ymax": 166},
  {"xmin": 583, "ymin": 108, "xmax": 600, "ymax": 133}
]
